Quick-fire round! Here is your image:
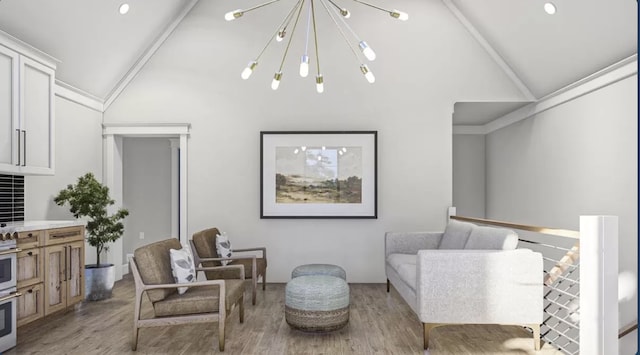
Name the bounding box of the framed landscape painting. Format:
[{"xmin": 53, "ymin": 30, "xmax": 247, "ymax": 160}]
[{"xmin": 260, "ymin": 131, "xmax": 377, "ymax": 218}]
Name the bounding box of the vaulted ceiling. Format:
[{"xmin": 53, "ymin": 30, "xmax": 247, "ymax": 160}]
[{"xmin": 0, "ymin": 0, "xmax": 636, "ymax": 114}]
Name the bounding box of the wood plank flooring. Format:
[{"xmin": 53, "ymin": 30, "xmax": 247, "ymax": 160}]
[{"xmin": 7, "ymin": 277, "xmax": 562, "ymax": 354}]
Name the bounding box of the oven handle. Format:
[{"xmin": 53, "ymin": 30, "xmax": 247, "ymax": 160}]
[
  {"xmin": 0, "ymin": 292, "xmax": 22, "ymax": 303},
  {"xmin": 0, "ymin": 248, "xmax": 21, "ymax": 256}
]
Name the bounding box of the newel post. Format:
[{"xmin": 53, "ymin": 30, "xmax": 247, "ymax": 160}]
[{"xmin": 579, "ymin": 216, "xmax": 618, "ymax": 355}]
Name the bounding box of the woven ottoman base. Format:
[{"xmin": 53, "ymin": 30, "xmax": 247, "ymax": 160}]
[
  {"xmin": 285, "ymin": 275, "xmax": 350, "ymax": 332},
  {"xmin": 285, "ymin": 305, "xmax": 349, "ymax": 332}
]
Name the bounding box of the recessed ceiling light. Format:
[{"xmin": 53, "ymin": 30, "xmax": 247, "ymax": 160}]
[
  {"xmin": 119, "ymin": 3, "xmax": 130, "ymax": 15},
  {"xmin": 544, "ymin": 2, "xmax": 557, "ymax": 15}
]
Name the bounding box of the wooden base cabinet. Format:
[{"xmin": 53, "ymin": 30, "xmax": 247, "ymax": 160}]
[
  {"xmin": 17, "ymin": 283, "xmax": 43, "ymax": 327},
  {"xmin": 44, "ymin": 240, "xmax": 84, "ymax": 316},
  {"xmin": 16, "ymin": 225, "xmax": 84, "ymax": 326}
]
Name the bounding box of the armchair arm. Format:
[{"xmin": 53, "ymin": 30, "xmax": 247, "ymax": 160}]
[
  {"xmin": 415, "ymin": 249, "xmax": 543, "ymax": 325},
  {"xmin": 141, "ymin": 279, "xmax": 225, "ymax": 291},
  {"xmin": 232, "ymin": 247, "xmax": 266, "ymax": 260},
  {"xmin": 196, "ymin": 264, "xmax": 245, "ymax": 280},
  {"xmin": 385, "ymin": 231, "xmax": 442, "ymax": 257}
]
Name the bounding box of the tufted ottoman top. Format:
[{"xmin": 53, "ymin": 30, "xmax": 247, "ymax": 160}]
[{"xmin": 291, "ymin": 264, "xmax": 346, "ymax": 280}]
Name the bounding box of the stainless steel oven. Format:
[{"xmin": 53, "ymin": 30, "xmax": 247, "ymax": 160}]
[{"xmin": 0, "ymin": 226, "xmax": 22, "ymax": 353}]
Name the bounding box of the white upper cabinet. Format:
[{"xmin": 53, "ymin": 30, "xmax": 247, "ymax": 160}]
[
  {"xmin": 0, "ymin": 35, "xmax": 56, "ymax": 175},
  {"xmin": 0, "ymin": 45, "xmax": 19, "ymax": 172}
]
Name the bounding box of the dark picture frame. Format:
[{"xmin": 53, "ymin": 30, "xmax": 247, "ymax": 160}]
[{"xmin": 260, "ymin": 131, "xmax": 378, "ymax": 219}]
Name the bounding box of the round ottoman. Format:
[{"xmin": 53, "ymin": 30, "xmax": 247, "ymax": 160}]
[
  {"xmin": 285, "ymin": 275, "xmax": 350, "ymax": 332},
  {"xmin": 291, "ymin": 264, "xmax": 346, "ymax": 280}
]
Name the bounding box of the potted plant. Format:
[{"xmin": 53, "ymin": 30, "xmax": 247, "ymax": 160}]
[{"xmin": 54, "ymin": 172, "xmax": 129, "ymax": 301}]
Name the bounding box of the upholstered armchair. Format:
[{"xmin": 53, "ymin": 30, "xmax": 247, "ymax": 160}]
[
  {"xmin": 191, "ymin": 227, "xmax": 267, "ymax": 305},
  {"xmin": 129, "ymin": 238, "xmax": 245, "ymax": 351}
]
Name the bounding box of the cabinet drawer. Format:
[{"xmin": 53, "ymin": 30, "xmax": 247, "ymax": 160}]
[
  {"xmin": 17, "ymin": 247, "xmax": 44, "ymax": 288},
  {"xmin": 44, "ymin": 226, "xmax": 84, "ymax": 245},
  {"xmin": 17, "ymin": 230, "xmax": 43, "ymax": 249},
  {"xmin": 17, "ymin": 283, "xmax": 44, "ymax": 327}
]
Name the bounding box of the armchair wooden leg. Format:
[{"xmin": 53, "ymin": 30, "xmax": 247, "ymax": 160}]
[
  {"xmin": 387, "ymin": 279, "xmax": 390, "ymax": 292},
  {"xmin": 239, "ymin": 295, "xmax": 245, "ymax": 323},
  {"xmin": 132, "ymin": 291, "xmax": 143, "ymax": 351},
  {"xmin": 219, "ymin": 316, "xmax": 226, "ymax": 351},
  {"xmin": 252, "ymin": 279, "xmax": 257, "ymax": 305},
  {"xmin": 262, "ymin": 271, "xmax": 266, "ymax": 291},
  {"xmin": 529, "ymin": 324, "xmax": 541, "ymax": 351}
]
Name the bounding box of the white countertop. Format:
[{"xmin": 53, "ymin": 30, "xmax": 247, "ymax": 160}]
[{"xmin": 0, "ymin": 220, "xmax": 85, "ymax": 232}]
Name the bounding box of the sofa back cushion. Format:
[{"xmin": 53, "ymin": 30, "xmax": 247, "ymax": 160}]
[
  {"xmin": 438, "ymin": 220, "xmax": 474, "ymax": 249},
  {"xmin": 464, "ymin": 225, "xmax": 518, "ymax": 250}
]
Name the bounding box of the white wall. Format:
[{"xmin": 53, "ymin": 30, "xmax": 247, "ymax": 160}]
[
  {"xmin": 104, "ymin": 0, "xmax": 526, "ymax": 282},
  {"xmin": 25, "ymin": 96, "xmax": 103, "ymax": 264},
  {"xmin": 485, "ymin": 75, "xmax": 638, "ymax": 352},
  {"xmin": 452, "ymin": 134, "xmax": 485, "ymax": 218},
  {"xmin": 121, "ymin": 137, "xmax": 172, "ymax": 260}
]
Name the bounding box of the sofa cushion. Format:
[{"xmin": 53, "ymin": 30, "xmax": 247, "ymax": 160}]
[
  {"xmin": 438, "ymin": 220, "xmax": 474, "ymax": 249},
  {"xmin": 464, "ymin": 225, "xmax": 518, "ymax": 250},
  {"xmin": 387, "ymin": 254, "xmax": 416, "ymax": 272},
  {"xmin": 153, "ymin": 279, "xmax": 245, "ymax": 317}
]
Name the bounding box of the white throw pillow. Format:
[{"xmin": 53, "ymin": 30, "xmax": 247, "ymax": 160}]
[
  {"xmin": 216, "ymin": 232, "xmax": 233, "ymax": 266},
  {"xmin": 169, "ymin": 245, "xmax": 196, "ymax": 295}
]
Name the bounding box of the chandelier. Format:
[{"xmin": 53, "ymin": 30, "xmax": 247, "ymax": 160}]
[{"xmin": 224, "ymin": 0, "xmax": 408, "ymax": 93}]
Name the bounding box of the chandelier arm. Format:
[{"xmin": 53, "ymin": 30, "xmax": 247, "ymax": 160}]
[
  {"xmin": 253, "ymin": 0, "xmax": 304, "ymax": 61},
  {"xmin": 326, "ymin": 0, "xmax": 345, "ymax": 12},
  {"xmin": 318, "ymin": 0, "xmax": 360, "ymax": 62},
  {"xmin": 349, "ymin": 0, "xmax": 390, "ymax": 13},
  {"xmin": 311, "ymin": 0, "xmax": 321, "ymax": 74},
  {"xmin": 277, "ymin": 0, "xmax": 306, "ymax": 72},
  {"xmin": 242, "ymin": 0, "xmax": 283, "ymax": 14},
  {"xmin": 304, "ymin": 0, "xmax": 312, "ymax": 55}
]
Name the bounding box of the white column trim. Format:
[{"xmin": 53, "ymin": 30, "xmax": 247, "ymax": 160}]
[
  {"xmin": 103, "ymin": 123, "xmax": 190, "ymax": 280},
  {"xmin": 169, "ymin": 138, "xmax": 180, "ymax": 240}
]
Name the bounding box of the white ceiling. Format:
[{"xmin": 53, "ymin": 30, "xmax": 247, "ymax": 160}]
[
  {"xmin": 0, "ymin": 0, "xmax": 191, "ymax": 98},
  {"xmin": 0, "ymin": 0, "xmax": 636, "ymax": 108}
]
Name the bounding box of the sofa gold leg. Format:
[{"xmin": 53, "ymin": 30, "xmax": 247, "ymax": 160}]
[{"xmin": 529, "ymin": 323, "xmax": 541, "ymax": 351}]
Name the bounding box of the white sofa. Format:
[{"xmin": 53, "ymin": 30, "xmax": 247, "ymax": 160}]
[{"xmin": 385, "ymin": 219, "xmax": 543, "ymax": 350}]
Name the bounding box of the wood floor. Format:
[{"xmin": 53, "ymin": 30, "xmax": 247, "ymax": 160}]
[{"xmin": 8, "ymin": 277, "xmax": 562, "ymax": 354}]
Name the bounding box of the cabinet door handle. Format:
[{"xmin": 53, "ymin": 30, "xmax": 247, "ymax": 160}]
[
  {"xmin": 68, "ymin": 246, "xmax": 72, "ymax": 280},
  {"xmin": 22, "ymin": 130, "xmax": 26, "ymax": 166},
  {"xmin": 64, "ymin": 247, "xmax": 68, "ymax": 282},
  {"xmin": 15, "ymin": 129, "xmax": 20, "ymax": 166}
]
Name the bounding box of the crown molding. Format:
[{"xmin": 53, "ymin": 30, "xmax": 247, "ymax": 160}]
[
  {"xmin": 0, "ymin": 29, "xmax": 59, "ymax": 69},
  {"xmin": 54, "ymin": 80, "xmax": 104, "ymax": 112},
  {"xmin": 103, "ymin": 0, "xmax": 200, "ymax": 110},
  {"xmin": 454, "ymin": 56, "xmax": 638, "ymax": 135}
]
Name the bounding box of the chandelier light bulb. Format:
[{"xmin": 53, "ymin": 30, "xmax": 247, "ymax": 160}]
[
  {"xmin": 299, "ymin": 55, "xmax": 310, "ymax": 77},
  {"xmin": 390, "ymin": 10, "xmax": 409, "ymax": 21},
  {"xmin": 316, "ymin": 75, "xmax": 324, "ymax": 93},
  {"xmin": 360, "ymin": 64, "xmax": 375, "ymax": 83},
  {"xmin": 271, "ymin": 72, "xmax": 282, "ymax": 90},
  {"xmin": 276, "ymin": 30, "xmax": 286, "ymax": 42},
  {"xmin": 359, "ymin": 41, "xmax": 376, "ymax": 61},
  {"xmin": 241, "ymin": 61, "xmax": 258, "ymax": 80},
  {"xmin": 340, "ymin": 8, "xmax": 351, "ymax": 18},
  {"xmin": 224, "ymin": 9, "xmax": 243, "ymax": 21}
]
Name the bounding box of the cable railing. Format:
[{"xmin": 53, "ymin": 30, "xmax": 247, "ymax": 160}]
[{"xmin": 449, "ymin": 212, "xmax": 621, "ymax": 355}]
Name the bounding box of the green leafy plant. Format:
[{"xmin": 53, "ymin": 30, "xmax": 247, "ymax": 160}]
[{"xmin": 54, "ymin": 172, "xmax": 129, "ymax": 266}]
